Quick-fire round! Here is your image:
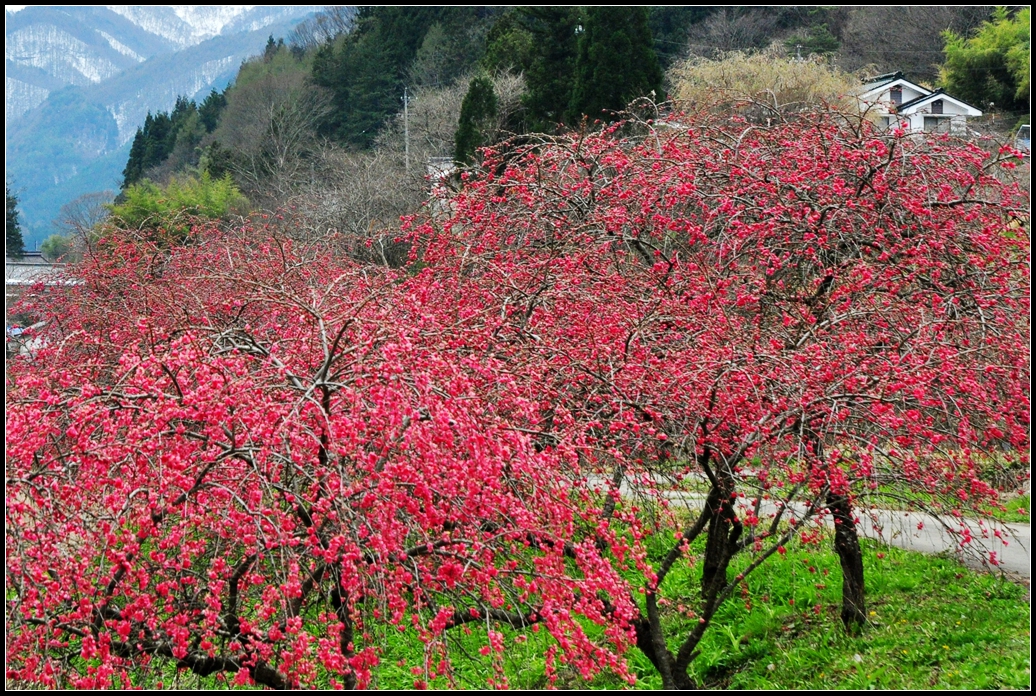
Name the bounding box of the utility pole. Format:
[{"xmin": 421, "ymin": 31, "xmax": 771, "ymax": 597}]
[{"xmin": 403, "ymin": 86, "xmax": 411, "ymax": 175}]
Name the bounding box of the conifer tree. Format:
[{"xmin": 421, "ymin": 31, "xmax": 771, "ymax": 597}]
[
  {"xmin": 6, "ymin": 185, "xmax": 26, "ymax": 259},
  {"xmin": 520, "ymin": 7, "xmax": 581, "ymax": 131},
  {"xmin": 454, "ymin": 74, "xmax": 499, "ymax": 165},
  {"xmin": 567, "ymin": 7, "xmax": 663, "ymax": 123}
]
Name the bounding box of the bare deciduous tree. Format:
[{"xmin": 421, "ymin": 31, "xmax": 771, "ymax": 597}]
[
  {"xmin": 51, "ymin": 190, "xmax": 114, "ymax": 260},
  {"xmin": 685, "ymin": 8, "xmax": 778, "ymax": 58},
  {"xmin": 287, "ymin": 6, "xmax": 357, "ymax": 52},
  {"xmin": 210, "ymin": 70, "xmax": 333, "ymax": 205},
  {"xmin": 284, "ymin": 148, "xmax": 422, "ymax": 267},
  {"xmin": 837, "ymin": 6, "xmax": 993, "ymax": 84}
]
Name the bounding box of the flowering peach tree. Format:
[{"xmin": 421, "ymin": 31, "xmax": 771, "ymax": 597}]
[{"xmin": 7, "ymin": 112, "xmax": 1029, "ymax": 689}]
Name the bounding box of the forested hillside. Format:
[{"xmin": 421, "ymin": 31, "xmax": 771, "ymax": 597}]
[{"xmin": 28, "ymin": 5, "xmax": 1029, "ymax": 260}]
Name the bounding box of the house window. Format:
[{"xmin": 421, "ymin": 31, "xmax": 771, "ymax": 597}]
[
  {"xmin": 890, "ymin": 86, "xmax": 902, "ymax": 105},
  {"xmin": 931, "ymin": 99, "xmax": 943, "ymax": 114},
  {"xmin": 924, "ymin": 117, "xmax": 949, "ymax": 133},
  {"xmin": 880, "ymin": 116, "xmax": 891, "ymax": 129}
]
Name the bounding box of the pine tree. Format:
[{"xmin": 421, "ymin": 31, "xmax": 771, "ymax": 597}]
[
  {"xmin": 454, "ymin": 74, "xmax": 499, "ymax": 165},
  {"xmin": 567, "ymin": 7, "xmax": 663, "ymax": 123},
  {"xmin": 6, "ymin": 185, "xmax": 26, "ymax": 259}
]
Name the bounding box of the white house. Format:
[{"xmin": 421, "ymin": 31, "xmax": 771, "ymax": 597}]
[{"xmin": 858, "ymin": 71, "xmax": 982, "ymax": 135}]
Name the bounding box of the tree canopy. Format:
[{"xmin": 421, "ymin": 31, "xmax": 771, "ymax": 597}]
[
  {"xmin": 7, "ymin": 110, "xmax": 1029, "ymax": 689},
  {"xmin": 941, "ymin": 6, "xmax": 1030, "ymax": 114},
  {"xmin": 454, "ymin": 74, "xmax": 499, "ymax": 165}
]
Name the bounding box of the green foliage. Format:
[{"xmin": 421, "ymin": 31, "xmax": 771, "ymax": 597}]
[
  {"xmin": 198, "ymin": 141, "xmax": 236, "ymax": 181},
  {"xmin": 6, "ymin": 185, "xmax": 25, "ymax": 259},
  {"xmin": 357, "ymin": 535, "xmax": 1028, "ymax": 689},
  {"xmin": 40, "ymin": 234, "xmax": 71, "ymax": 262},
  {"xmin": 480, "ymin": 8, "xmax": 535, "ymax": 74},
  {"xmin": 785, "ymin": 24, "xmax": 841, "ymax": 57},
  {"xmin": 941, "ymin": 7, "xmax": 1030, "ymax": 114},
  {"xmin": 677, "ymin": 541, "xmax": 1029, "ymax": 689},
  {"xmin": 567, "ymin": 7, "xmax": 664, "ymax": 123},
  {"xmin": 519, "ymin": 7, "xmax": 581, "ymax": 131},
  {"xmin": 198, "ymin": 89, "xmax": 227, "ymax": 133},
  {"xmin": 312, "ymin": 7, "xmax": 498, "ymax": 148},
  {"xmin": 107, "ymin": 172, "xmax": 248, "ymax": 242},
  {"xmin": 122, "ymin": 96, "xmax": 209, "ymax": 189},
  {"xmin": 454, "ymin": 74, "xmax": 499, "ymax": 165}
]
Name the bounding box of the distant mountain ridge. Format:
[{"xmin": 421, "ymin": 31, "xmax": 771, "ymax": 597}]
[{"xmin": 5, "ymin": 5, "xmax": 322, "ymax": 246}]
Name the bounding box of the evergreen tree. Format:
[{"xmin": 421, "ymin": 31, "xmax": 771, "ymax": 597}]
[
  {"xmin": 454, "ymin": 74, "xmax": 499, "ymax": 165},
  {"xmin": 6, "ymin": 185, "xmax": 26, "ymax": 259},
  {"xmin": 481, "ymin": 8, "xmax": 535, "ymax": 74},
  {"xmin": 263, "ymin": 35, "xmax": 279, "ymax": 62},
  {"xmin": 567, "ymin": 7, "xmax": 663, "ymax": 123},
  {"xmin": 311, "ymin": 7, "xmax": 494, "ymax": 148},
  {"xmin": 198, "ymin": 89, "xmax": 227, "ymax": 133},
  {"xmin": 648, "ymin": 7, "xmax": 718, "ymax": 68},
  {"xmin": 520, "ymin": 7, "xmax": 581, "ymax": 132},
  {"xmin": 123, "ymin": 128, "xmax": 148, "ymax": 189}
]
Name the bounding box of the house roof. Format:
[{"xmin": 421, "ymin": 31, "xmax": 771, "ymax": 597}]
[
  {"xmin": 896, "ymin": 88, "xmax": 983, "ymax": 117},
  {"xmin": 861, "ymin": 71, "xmax": 903, "ymax": 92},
  {"xmin": 5, "ymin": 261, "xmax": 72, "ymax": 287},
  {"xmin": 859, "ymin": 74, "xmax": 931, "ymax": 101}
]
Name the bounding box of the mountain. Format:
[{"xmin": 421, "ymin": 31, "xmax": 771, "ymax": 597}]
[{"xmin": 5, "ymin": 5, "xmax": 322, "ymax": 247}]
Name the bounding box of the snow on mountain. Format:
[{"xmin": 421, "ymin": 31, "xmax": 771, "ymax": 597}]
[
  {"xmin": 6, "ymin": 5, "xmax": 325, "ymax": 247},
  {"xmin": 169, "ymin": 5, "xmax": 256, "ymax": 38},
  {"xmin": 103, "ymin": 5, "xmax": 254, "ymax": 48},
  {"xmin": 6, "ymin": 23, "xmax": 123, "ymax": 85},
  {"xmin": 5, "ymin": 78, "xmax": 51, "ymax": 122}
]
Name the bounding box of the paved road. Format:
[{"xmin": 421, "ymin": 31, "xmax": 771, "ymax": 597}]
[
  {"xmin": 852, "ymin": 507, "xmax": 1030, "ymax": 580},
  {"xmin": 605, "ymin": 478, "xmax": 1031, "ymax": 580}
]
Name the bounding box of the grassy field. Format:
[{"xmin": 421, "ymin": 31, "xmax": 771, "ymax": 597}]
[{"xmin": 364, "ymin": 537, "xmax": 1030, "ymax": 690}]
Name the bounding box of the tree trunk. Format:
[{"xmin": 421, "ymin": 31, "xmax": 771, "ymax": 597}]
[
  {"xmin": 701, "ymin": 468, "xmax": 738, "ymax": 597},
  {"xmin": 827, "ymin": 492, "xmax": 866, "ymax": 630}
]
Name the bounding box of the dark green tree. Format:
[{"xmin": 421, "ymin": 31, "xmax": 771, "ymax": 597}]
[
  {"xmin": 647, "ymin": 7, "xmax": 718, "ymax": 67},
  {"xmin": 786, "ymin": 23, "xmax": 841, "ymax": 57},
  {"xmin": 312, "ymin": 7, "xmax": 498, "ymax": 148},
  {"xmin": 567, "ymin": 7, "xmax": 663, "ymax": 123},
  {"xmin": 262, "ymin": 35, "xmax": 286, "ymax": 62},
  {"xmin": 122, "ymin": 128, "xmax": 148, "ymax": 189},
  {"xmin": 520, "ymin": 7, "xmax": 582, "ymax": 132},
  {"xmin": 481, "ymin": 8, "xmax": 535, "ymax": 73},
  {"xmin": 6, "ymin": 185, "xmax": 26, "ymax": 259},
  {"xmin": 454, "ymin": 74, "xmax": 499, "ymax": 165},
  {"xmin": 198, "ymin": 89, "xmax": 227, "ymax": 133},
  {"xmin": 121, "ymin": 97, "xmax": 207, "ymax": 189}
]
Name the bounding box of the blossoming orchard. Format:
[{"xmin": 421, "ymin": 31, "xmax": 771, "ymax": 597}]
[{"xmin": 6, "ymin": 111, "xmax": 1029, "ymax": 689}]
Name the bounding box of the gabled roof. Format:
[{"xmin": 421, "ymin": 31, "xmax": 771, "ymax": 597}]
[
  {"xmin": 897, "ymin": 88, "xmax": 983, "ymax": 117},
  {"xmin": 861, "ymin": 71, "xmax": 903, "ymax": 92},
  {"xmin": 859, "ymin": 74, "xmax": 932, "ymax": 100}
]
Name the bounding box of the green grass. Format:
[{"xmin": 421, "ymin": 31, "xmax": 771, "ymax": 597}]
[
  {"xmin": 984, "ymin": 493, "xmax": 1031, "ymax": 524},
  {"xmin": 364, "ymin": 536, "xmax": 1029, "ymax": 690},
  {"xmin": 674, "ymin": 541, "xmax": 1030, "ymax": 689}
]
